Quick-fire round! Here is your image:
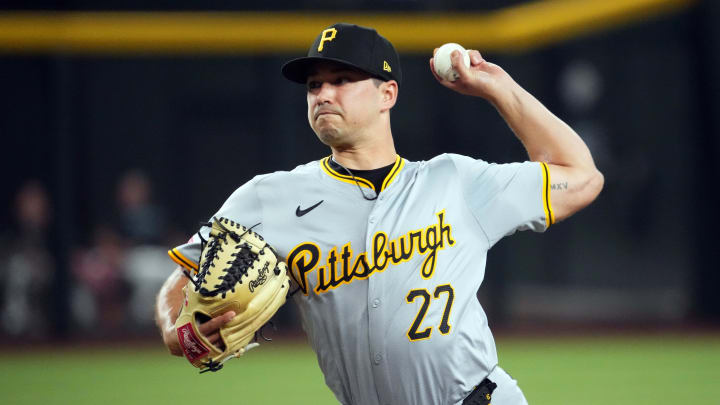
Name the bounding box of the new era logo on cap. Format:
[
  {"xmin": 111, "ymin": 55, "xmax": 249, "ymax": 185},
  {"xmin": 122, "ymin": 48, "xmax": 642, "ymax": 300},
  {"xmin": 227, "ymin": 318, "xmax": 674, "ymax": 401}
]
[{"xmin": 282, "ymin": 23, "xmax": 402, "ymax": 86}]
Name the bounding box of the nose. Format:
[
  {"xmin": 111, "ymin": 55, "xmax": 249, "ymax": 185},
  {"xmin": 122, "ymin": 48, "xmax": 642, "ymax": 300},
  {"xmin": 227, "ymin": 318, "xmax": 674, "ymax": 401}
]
[{"xmin": 315, "ymin": 82, "xmax": 335, "ymax": 105}]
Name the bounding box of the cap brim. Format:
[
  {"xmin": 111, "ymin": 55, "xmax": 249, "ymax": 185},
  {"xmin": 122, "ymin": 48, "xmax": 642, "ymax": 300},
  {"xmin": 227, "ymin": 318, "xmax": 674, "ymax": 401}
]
[{"xmin": 281, "ymin": 56, "xmax": 380, "ymax": 84}]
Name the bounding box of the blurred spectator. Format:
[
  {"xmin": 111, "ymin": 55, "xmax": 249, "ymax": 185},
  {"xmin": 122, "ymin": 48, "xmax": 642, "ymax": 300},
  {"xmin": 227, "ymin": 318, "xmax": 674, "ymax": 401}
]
[
  {"xmin": 125, "ymin": 245, "xmax": 176, "ymax": 327},
  {"xmin": 116, "ymin": 169, "xmax": 175, "ymax": 329},
  {"xmin": 71, "ymin": 225, "xmax": 130, "ymax": 333},
  {"xmin": 0, "ymin": 180, "xmax": 55, "ymax": 338},
  {"xmin": 116, "ymin": 169, "xmax": 167, "ymax": 246},
  {"xmin": 71, "ymin": 169, "xmax": 176, "ymax": 335}
]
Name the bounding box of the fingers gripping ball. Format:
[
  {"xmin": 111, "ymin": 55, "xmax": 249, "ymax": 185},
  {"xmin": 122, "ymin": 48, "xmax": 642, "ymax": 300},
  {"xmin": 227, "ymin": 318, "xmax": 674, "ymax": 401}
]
[
  {"xmin": 434, "ymin": 43, "xmax": 470, "ymax": 82},
  {"xmin": 175, "ymin": 217, "xmax": 290, "ymax": 373}
]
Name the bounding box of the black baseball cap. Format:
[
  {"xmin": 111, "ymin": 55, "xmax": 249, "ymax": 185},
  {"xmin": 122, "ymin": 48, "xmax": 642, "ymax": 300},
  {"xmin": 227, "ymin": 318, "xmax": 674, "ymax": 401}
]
[{"xmin": 281, "ymin": 23, "xmax": 402, "ymax": 86}]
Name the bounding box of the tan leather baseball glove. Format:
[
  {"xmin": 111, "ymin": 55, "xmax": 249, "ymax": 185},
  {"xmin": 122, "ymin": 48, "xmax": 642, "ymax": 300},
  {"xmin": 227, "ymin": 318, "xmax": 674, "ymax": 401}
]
[{"xmin": 175, "ymin": 217, "xmax": 290, "ymax": 373}]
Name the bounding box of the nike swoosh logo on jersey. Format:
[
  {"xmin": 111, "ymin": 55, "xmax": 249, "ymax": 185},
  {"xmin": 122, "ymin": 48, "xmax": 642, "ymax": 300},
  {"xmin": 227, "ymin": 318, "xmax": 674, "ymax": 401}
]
[{"xmin": 296, "ymin": 200, "xmax": 324, "ymax": 217}]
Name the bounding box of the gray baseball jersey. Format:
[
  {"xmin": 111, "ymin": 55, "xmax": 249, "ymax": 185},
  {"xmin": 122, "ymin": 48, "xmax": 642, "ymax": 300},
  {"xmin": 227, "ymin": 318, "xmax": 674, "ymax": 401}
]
[{"xmin": 169, "ymin": 153, "xmax": 553, "ymax": 405}]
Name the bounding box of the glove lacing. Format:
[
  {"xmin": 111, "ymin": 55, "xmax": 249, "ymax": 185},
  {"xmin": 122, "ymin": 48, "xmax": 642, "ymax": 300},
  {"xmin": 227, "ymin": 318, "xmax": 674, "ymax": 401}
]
[
  {"xmin": 183, "ymin": 219, "xmax": 263, "ymax": 297},
  {"xmin": 182, "ymin": 235, "xmax": 224, "ymax": 292},
  {"xmin": 208, "ymin": 243, "xmax": 257, "ymax": 298},
  {"xmin": 181, "ymin": 218, "xmax": 278, "ymax": 374}
]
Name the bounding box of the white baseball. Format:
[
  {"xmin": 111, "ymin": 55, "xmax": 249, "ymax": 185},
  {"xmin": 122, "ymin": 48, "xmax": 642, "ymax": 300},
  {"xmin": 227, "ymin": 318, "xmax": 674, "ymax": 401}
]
[{"xmin": 434, "ymin": 43, "xmax": 470, "ymax": 82}]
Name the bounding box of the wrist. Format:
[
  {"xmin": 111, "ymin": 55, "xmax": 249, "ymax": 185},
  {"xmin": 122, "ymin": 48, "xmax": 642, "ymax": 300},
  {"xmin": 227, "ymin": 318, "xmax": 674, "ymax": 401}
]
[
  {"xmin": 162, "ymin": 324, "xmax": 183, "ymax": 356},
  {"xmin": 490, "ymin": 80, "xmax": 524, "ymax": 118}
]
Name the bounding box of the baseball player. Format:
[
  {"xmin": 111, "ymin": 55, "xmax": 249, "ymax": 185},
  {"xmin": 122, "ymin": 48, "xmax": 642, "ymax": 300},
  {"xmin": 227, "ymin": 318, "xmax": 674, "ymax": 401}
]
[{"xmin": 155, "ymin": 23, "xmax": 603, "ymax": 405}]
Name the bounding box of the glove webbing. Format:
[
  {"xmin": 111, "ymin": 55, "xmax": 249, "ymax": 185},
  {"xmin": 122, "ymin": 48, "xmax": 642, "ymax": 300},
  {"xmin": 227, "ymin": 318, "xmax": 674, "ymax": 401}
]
[{"xmin": 182, "ymin": 219, "xmax": 263, "ymax": 297}]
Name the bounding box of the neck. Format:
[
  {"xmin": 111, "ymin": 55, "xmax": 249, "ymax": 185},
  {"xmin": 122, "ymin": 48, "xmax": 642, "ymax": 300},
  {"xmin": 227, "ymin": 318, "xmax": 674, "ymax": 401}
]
[
  {"xmin": 330, "ymin": 117, "xmax": 397, "ymax": 169},
  {"xmin": 331, "ymin": 138, "xmax": 397, "ymax": 170}
]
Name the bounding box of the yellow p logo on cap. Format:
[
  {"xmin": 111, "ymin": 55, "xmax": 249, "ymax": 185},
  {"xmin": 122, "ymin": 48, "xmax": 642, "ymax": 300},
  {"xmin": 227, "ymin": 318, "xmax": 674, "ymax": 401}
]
[{"xmin": 318, "ymin": 28, "xmax": 337, "ymax": 52}]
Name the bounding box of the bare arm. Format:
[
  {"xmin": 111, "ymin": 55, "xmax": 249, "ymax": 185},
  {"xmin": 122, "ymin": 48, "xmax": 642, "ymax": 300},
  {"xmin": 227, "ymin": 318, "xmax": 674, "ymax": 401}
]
[
  {"xmin": 155, "ymin": 266, "xmax": 235, "ymax": 356},
  {"xmin": 430, "ymin": 50, "xmax": 604, "ymax": 222}
]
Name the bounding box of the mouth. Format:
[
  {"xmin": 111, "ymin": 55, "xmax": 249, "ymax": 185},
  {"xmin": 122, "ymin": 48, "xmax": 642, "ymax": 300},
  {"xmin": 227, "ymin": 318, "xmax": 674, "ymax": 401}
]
[{"xmin": 314, "ymin": 110, "xmax": 341, "ymax": 120}]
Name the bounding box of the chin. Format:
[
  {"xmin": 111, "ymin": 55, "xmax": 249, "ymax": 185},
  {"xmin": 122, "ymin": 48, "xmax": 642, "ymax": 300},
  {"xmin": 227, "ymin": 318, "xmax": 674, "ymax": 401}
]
[{"xmin": 314, "ymin": 126, "xmax": 343, "ymax": 146}]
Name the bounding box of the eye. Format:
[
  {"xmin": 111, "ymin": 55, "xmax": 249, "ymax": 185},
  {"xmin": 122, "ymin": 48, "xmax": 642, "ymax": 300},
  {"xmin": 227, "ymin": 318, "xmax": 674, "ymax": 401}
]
[
  {"xmin": 307, "ymin": 81, "xmax": 321, "ymax": 91},
  {"xmin": 333, "ymin": 76, "xmax": 350, "ymax": 85}
]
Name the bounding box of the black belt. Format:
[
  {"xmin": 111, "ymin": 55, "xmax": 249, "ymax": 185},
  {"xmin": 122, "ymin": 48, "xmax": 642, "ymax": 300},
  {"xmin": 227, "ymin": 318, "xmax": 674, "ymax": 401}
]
[{"xmin": 462, "ymin": 377, "xmax": 497, "ymax": 405}]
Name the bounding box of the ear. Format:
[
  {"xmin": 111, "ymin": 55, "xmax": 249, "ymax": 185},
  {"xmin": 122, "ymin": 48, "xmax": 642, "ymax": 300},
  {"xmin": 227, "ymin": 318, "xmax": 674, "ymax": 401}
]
[{"xmin": 379, "ymin": 80, "xmax": 398, "ymax": 111}]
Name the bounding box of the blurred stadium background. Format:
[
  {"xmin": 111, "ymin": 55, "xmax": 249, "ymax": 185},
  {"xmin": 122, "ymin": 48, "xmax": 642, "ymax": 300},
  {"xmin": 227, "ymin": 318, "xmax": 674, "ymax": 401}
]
[{"xmin": 1, "ymin": 0, "xmax": 719, "ymax": 404}]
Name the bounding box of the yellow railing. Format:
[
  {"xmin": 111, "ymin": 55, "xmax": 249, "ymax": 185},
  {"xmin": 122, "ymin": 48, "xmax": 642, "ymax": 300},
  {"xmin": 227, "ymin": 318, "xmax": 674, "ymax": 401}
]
[{"xmin": 0, "ymin": 0, "xmax": 696, "ymax": 54}]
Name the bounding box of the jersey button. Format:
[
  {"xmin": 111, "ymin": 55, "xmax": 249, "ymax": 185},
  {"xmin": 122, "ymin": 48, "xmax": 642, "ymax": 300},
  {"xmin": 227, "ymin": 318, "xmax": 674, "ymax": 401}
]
[
  {"xmin": 373, "ymin": 353, "xmax": 383, "ymax": 365},
  {"xmin": 372, "ymin": 299, "xmax": 381, "ymax": 308},
  {"xmin": 369, "ymin": 217, "xmax": 376, "ymax": 224}
]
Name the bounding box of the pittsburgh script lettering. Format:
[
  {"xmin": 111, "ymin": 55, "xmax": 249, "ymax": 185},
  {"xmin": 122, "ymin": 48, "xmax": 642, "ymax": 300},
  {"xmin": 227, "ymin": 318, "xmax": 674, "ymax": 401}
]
[{"xmin": 286, "ymin": 211, "xmax": 455, "ymax": 295}]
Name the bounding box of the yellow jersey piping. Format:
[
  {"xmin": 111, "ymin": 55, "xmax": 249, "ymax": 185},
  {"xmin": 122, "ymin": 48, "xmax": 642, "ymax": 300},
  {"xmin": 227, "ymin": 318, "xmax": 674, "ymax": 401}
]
[
  {"xmin": 168, "ymin": 248, "xmax": 198, "ymax": 272},
  {"xmin": 321, "ymin": 157, "xmax": 374, "ymax": 190},
  {"xmin": 381, "ymin": 157, "xmax": 405, "ymax": 191},
  {"xmin": 540, "ymin": 162, "xmax": 555, "ymax": 228},
  {"xmin": 320, "ymin": 155, "xmax": 404, "ymax": 191}
]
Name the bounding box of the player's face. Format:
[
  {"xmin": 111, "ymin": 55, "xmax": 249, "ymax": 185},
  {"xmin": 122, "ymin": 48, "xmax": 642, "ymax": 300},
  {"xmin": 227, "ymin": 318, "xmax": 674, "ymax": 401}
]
[{"xmin": 306, "ymin": 63, "xmax": 383, "ymax": 147}]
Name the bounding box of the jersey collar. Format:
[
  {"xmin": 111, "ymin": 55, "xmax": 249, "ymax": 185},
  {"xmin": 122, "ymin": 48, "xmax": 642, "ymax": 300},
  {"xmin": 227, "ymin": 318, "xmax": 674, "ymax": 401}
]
[{"xmin": 320, "ymin": 155, "xmax": 405, "ymax": 192}]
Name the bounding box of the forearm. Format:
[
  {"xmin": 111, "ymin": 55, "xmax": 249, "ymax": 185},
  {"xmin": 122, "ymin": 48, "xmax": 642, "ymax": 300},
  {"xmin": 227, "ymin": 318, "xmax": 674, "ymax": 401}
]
[
  {"xmin": 430, "ymin": 50, "xmax": 603, "ymax": 220},
  {"xmin": 155, "ymin": 267, "xmax": 186, "ymax": 355},
  {"xmin": 491, "ymin": 80, "xmax": 595, "ymax": 170},
  {"xmin": 492, "ymin": 80, "xmax": 603, "ymax": 221}
]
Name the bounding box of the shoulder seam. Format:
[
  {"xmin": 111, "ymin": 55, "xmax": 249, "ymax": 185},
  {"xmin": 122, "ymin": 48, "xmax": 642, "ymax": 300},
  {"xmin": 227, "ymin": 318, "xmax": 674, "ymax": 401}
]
[
  {"xmin": 251, "ymin": 176, "xmax": 265, "ymax": 234},
  {"xmin": 448, "ymin": 155, "xmax": 492, "ymax": 245}
]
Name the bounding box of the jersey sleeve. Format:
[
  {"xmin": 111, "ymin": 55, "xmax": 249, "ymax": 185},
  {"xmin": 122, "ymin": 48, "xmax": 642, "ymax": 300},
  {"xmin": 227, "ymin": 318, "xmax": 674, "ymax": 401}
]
[
  {"xmin": 167, "ymin": 177, "xmax": 264, "ymax": 272},
  {"xmin": 449, "ymin": 154, "xmax": 554, "ymax": 247}
]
